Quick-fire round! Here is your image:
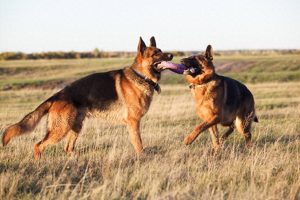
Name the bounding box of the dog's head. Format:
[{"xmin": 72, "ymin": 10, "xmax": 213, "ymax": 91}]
[
  {"xmin": 180, "ymin": 45, "xmax": 214, "ymax": 77},
  {"xmin": 133, "ymin": 36, "xmax": 173, "ymax": 80}
]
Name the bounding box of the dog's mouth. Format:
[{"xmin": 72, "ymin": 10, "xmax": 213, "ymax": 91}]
[
  {"xmin": 180, "ymin": 59, "xmax": 202, "ymax": 76},
  {"xmin": 152, "ymin": 61, "xmax": 163, "ymax": 73}
]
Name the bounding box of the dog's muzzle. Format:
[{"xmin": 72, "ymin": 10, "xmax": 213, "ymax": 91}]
[
  {"xmin": 167, "ymin": 53, "xmax": 173, "ymax": 60},
  {"xmin": 152, "ymin": 53, "xmax": 174, "ymax": 72}
]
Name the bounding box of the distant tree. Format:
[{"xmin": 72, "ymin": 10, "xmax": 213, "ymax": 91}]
[
  {"xmin": 92, "ymin": 48, "xmax": 102, "ymax": 58},
  {"xmin": 75, "ymin": 53, "xmax": 81, "ymax": 59}
]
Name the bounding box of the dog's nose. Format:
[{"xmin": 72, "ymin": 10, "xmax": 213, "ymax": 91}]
[{"xmin": 167, "ymin": 53, "xmax": 173, "ymax": 60}]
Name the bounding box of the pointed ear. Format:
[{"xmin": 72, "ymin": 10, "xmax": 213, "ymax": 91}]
[
  {"xmin": 205, "ymin": 45, "xmax": 213, "ymax": 60},
  {"xmin": 137, "ymin": 37, "xmax": 146, "ymax": 54},
  {"xmin": 150, "ymin": 36, "xmax": 156, "ymax": 47}
]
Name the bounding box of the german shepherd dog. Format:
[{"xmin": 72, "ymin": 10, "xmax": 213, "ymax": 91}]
[
  {"xmin": 181, "ymin": 45, "xmax": 258, "ymax": 151},
  {"xmin": 2, "ymin": 37, "xmax": 173, "ymax": 159}
]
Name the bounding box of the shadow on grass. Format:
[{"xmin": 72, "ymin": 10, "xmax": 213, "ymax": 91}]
[{"xmin": 143, "ymin": 145, "xmax": 165, "ymax": 155}]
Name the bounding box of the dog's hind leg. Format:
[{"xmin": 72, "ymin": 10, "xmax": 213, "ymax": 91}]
[
  {"xmin": 34, "ymin": 102, "xmax": 76, "ymax": 160},
  {"xmin": 208, "ymin": 125, "xmax": 220, "ymax": 152},
  {"xmin": 34, "ymin": 127, "xmax": 70, "ymax": 160},
  {"xmin": 235, "ymin": 115, "xmax": 253, "ymax": 148},
  {"xmin": 64, "ymin": 112, "xmax": 85, "ymax": 156},
  {"xmin": 219, "ymin": 124, "xmax": 235, "ymax": 146},
  {"xmin": 64, "ymin": 131, "xmax": 79, "ymax": 156},
  {"xmin": 184, "ymin": 117, "xmax": 219, "ymax": 145}
]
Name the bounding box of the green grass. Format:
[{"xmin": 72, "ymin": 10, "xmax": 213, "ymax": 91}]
[
  {"xmin": 0, "ymin": 55, "xmax": 300, "ymax": 199},
  {"xmin": 0, "ymin": 58, "xmax": 133, "ymax": 90},
  {"xmin": 1, "ymin": 54, "xmax": 300, "ymax": 89}
]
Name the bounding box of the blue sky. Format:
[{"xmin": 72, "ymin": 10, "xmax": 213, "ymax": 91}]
[{"xmin": 0, "ymin": 0, "xmax": 299, "ymax": 52}]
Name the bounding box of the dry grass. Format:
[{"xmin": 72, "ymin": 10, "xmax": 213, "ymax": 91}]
[{"xmin": 0, "ymin": 81, "xmax": 299, "ymax": 199}]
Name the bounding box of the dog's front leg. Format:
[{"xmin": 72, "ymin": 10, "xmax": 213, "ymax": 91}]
[
  {"xmin": 126, "ymin": 117, "xmax": 143, "ymax": 154},
  {"xmin": 184, "ymin": 118, "xmax": 219, "ymax": 145},
  {"xmin": 209, "ymin": 125, "xmax": 220, "ymax": 152}
]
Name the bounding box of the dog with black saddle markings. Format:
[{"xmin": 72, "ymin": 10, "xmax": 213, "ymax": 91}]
[{"xmin": 2, "ymin": 36, "xmax": 173, "ymax": 159}]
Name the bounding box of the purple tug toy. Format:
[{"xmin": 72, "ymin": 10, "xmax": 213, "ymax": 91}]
[
  {"xmin": 157, "ymin": 61, "xmax": 199, "ymax": 75},
  {"xmin": 157, "ymin": 61, "xmax": 187, "ymax": 74}
]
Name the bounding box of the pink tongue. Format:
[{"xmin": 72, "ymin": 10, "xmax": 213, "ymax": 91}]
[{"xmin": 157, "ymin": 61, "xmax": 187, "ymax": 74}]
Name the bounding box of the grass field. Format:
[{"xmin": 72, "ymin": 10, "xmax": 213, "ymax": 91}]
[{"xmin": 0, "ymin": 55, "xmax": 300, "ymax": 199}]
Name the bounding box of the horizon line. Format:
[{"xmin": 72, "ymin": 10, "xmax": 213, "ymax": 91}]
[{"xmin": 1, "ymin": 48, "xmax": 299, "ymax": 54}]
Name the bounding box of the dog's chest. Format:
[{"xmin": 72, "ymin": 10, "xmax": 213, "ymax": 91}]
[
  {"xmin": 136, "ymin": 93, "xmax": 153, "ymax": 115},
  {"xmin": 192, "ymin": 82, "xmax": 217, "ymax": 104}
]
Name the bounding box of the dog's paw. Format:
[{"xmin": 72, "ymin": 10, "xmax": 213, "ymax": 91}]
[
  {"xmin": 69, "ymin": 151, "xmax": 80, "ymax": 158},
  {"xmin": 211, "ymin": 145, "xmax": 220, "ymax": 156},
  {"xmin": 219, "ymin": 138, "xmax": 226, "ymax": 147},
  {"xmin": 246, "ymin": 141, "xmax": 253, "ymax": 149}
]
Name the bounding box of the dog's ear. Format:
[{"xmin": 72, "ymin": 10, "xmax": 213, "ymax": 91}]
[
  {"xmin": 205, "ymin": 45, "xmax": 213, "ymax": 61},
  {"xmin": 137, "ymin": 37, "xmax": 146, "ymax": 54},
  {"xmin": 150, "ymin": 36, "xmax": 156, "ymax": 47}
]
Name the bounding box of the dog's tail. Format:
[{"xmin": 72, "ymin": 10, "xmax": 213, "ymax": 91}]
[
  {"xmin": 253, "ymin": 115, "xmax": 259, "ymax": 123},
  {"xmin": 2, "ymin": 97, "xmax": 54, "ymax": 146}
]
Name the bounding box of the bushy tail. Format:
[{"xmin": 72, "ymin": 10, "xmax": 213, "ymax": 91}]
[{"xmin": 2, "ymin": 99, "xmax": 53, "ymax": 146}]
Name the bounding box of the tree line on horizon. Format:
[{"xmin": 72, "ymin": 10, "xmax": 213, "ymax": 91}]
[{"xmin": 0, "ymin": 49, "xmax": 299, "ymax": 60}]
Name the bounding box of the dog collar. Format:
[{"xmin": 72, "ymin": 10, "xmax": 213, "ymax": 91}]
[
  {"xmin": 189, "ymin": 84, "xmax": 207, "ymax": 89},
  {"xmin": 188, "ymin": 75, "xmax": 216, "ymax": 89},
  {"xmin": 131, "ymin": 68, "xmax": 161, "ymax": 94}
]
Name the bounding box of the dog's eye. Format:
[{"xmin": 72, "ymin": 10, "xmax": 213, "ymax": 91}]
[{"xmin": 153, "ymin": 49, "xmax": 162, "ymax": 56}]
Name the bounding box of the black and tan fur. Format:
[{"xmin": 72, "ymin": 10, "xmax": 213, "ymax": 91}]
[
  {"xmin": 2, "ymin": 37, "xmax": 173, "ymax": 159},
  {"xmin": 181, "ymin": 45, "xmax": 258, "ymax": 151}
]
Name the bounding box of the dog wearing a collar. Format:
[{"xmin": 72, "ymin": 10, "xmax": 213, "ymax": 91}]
[
  {"xmin": 180, "ymin": 45, "xmax": 258, "ymax": 151},
  {"xmin": 2, "ymin": 36, "xmax": 173, "ymax": 159}
]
